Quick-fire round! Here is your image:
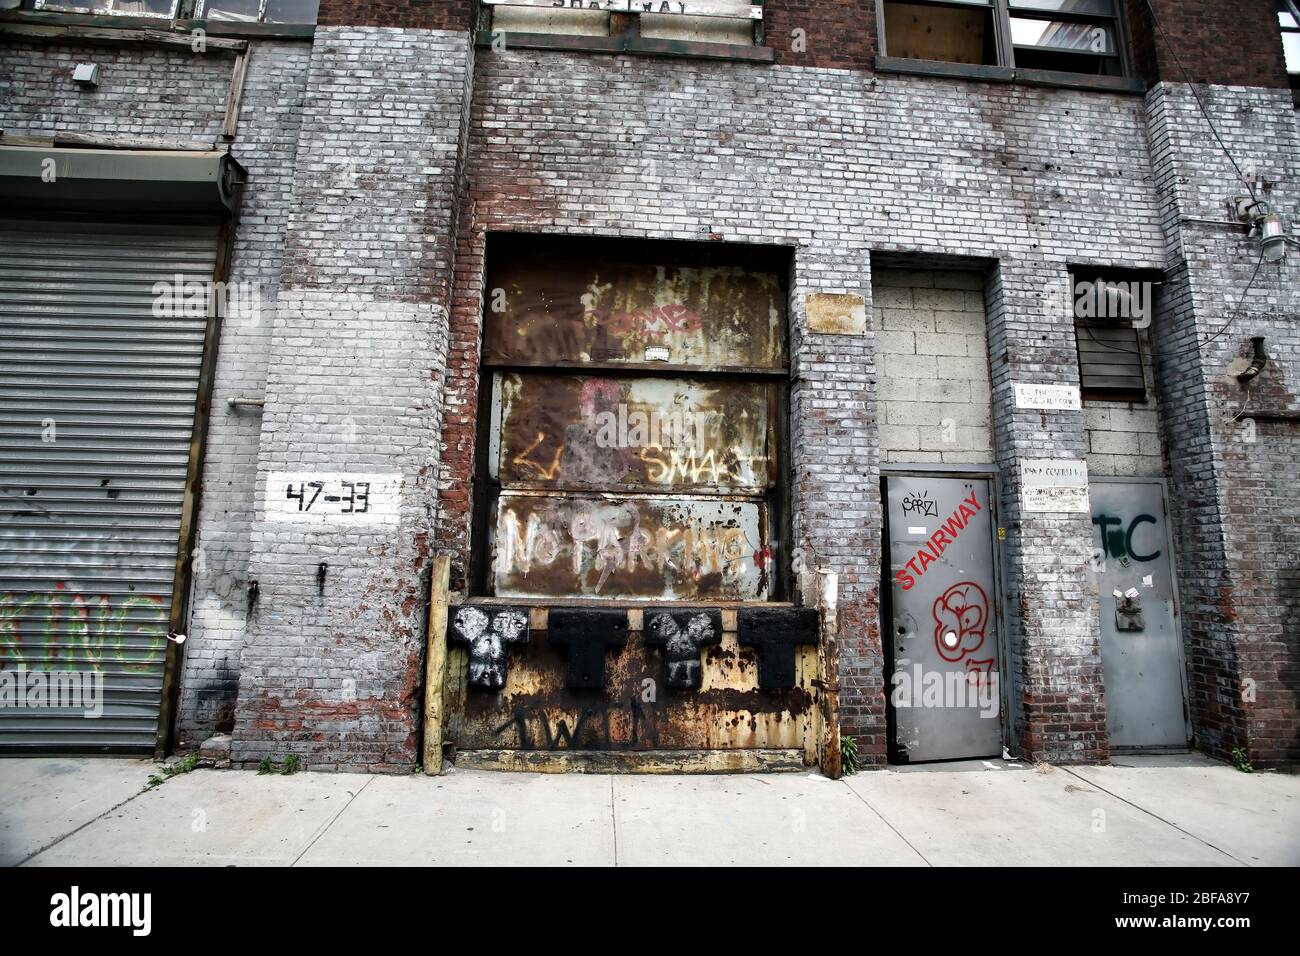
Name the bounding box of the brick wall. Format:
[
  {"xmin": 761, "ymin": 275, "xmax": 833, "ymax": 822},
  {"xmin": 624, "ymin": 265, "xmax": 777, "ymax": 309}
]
[
  {"xmin": 1127, "ymin": 0, "xmax": 1289, "ymax": 89},
  {"xmin": 873, "ymin": 269, "xmax": 994, "ymax": 465},
  {"xmin": 440, "ymin": 49, "xmax": 1166, "ymax": 763},
  {"xmin": 229, "ymin": 27, "xmax": 474, "ymax": 772},
  {"xmin": 0, "ymin": 34, "xmax": 313, "ymax": 747},
  {"xmin": 178, "ymin": 40, "xmax": 314, "ymax": 746},
  {"xmin": 1146, "ymin": 81, "xmax": 1300, "ymax": 767},
  {"xmin": 0, "ymin": 39, "xmax": 230, "ymax": 139},
  {"xmin": 317, "ymin": 0, "xmax": 475, "ymax": 31}
]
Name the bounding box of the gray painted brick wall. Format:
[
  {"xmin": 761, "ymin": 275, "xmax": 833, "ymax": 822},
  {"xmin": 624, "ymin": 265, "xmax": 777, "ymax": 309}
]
[
  {"xmin": 178, "ymin": 40, "xmax": 314, "ymax": 746},
  {"xmin": 442, "ymin": 50, "xmax": 1168, "ymax": 762},
  {"xmin": 229, "ymin": 28, "xmax": 473, "ymax": 773}
]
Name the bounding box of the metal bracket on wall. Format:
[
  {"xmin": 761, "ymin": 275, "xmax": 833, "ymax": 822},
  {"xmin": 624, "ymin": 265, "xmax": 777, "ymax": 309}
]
[
  {"xmin": 448, "ymin": 605, "xmax": 530, "ymax": 690},
  {"xmin": 737, "ymin": 606, "xmax": 820, "ymax": 689},
  {"xmin": 547, "ymin": 608, "xmax": 628, "ymax": 690},
  {"xmin": 643, "ymin": 610, "xmax": 722, "ymax": 690}
]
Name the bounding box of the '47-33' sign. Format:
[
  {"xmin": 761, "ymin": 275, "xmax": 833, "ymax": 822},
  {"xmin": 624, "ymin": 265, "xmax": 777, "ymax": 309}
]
[{"xmin": 264, "ymin": 473, "xmax": 404, "ymax": 525}]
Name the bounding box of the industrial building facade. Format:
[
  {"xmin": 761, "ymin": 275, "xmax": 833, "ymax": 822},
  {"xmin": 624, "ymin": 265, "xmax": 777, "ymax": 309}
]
[{"xmin": 1, "ymin": 0, "xmax": 1296, "ymax": 772}]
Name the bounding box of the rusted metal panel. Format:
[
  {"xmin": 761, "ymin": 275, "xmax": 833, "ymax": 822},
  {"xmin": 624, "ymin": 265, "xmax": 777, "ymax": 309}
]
[
  {"xmin": 491, "ymin": 493, "xmax": 769, "ymax": 601},
  {"xmin": 449, "ymin": 609, "xmax": 818, "ymax": 757},
  {"xmin": 484, "ymin": 257, "xmax": 787, "ymax": 370},
  {"xmin": 491, "ymin": 372, "xmax": 776, "ymax": 493}
]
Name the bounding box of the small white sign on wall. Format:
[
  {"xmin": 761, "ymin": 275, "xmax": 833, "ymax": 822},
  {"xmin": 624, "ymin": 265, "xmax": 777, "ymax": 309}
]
[
  {"xmin": 1021, "ymin": 459, "xmax": 1090, "ymax": 514},
  {"xmin": 1014, "ymin": 383, "xmax": 1082, "ymax": 411},
  {"xmin": 264, "ymin": 473, "xmax": 403, "ymax": 525}
]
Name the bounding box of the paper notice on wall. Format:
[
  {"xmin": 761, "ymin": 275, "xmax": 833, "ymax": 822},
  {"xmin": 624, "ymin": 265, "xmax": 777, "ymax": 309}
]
[
  {"xmin": 1013, "ymin": 383, "xmax": 1081, "ymax": 411},
  {"xmin": 264, "ymin": 473, "xmax": 403, "ymax": 525},
  {"xmin": 1021, "ymin": 459, "xmax": 1090, "ymax": 513}
]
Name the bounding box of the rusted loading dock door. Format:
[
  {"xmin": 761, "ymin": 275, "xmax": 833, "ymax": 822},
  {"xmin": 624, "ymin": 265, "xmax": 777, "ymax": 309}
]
[
  {"xmin": 883, "ymin": 475, "xmax": 1004, "ymax": 763},
  {"xmin": 441, "ymin": 605, "xmax": 821, "ymax": 770},
  {"xmin": 441, "ymin": 236, "xmax": 826, "ymax": 770}
]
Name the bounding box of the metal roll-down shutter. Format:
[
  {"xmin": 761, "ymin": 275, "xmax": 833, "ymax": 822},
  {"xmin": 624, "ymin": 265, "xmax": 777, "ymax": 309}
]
[{"xmin": 0, "ymin": 219, "xmax": 219, "ymax": 751}]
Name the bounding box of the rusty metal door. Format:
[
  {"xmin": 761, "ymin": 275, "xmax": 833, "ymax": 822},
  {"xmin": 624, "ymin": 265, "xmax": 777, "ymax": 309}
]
[
  {"xmin": 1088, "ymin": 478, "xmax": 1189, "ymax": 750},
  {"xmin": 885, "ymin": 475, "xmax": 1002, "ymax": 763}
]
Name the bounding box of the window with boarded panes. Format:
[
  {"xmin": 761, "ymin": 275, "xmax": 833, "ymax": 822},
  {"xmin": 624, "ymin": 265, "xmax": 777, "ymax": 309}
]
[
  {"xmin": 1072, "ymin": 271, "xmax": 1149, "ymax": 401},
  {"xmin": 475, "ymin": 235, "xmax": 789, "ymax": 603}
]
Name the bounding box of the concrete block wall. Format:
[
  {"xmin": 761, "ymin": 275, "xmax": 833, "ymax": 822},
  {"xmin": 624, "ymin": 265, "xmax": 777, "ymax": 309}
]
[
  {"xmin": 229, "ymin": 27, "xmax": 474, "ymax": 772},
  {"xmin": 1083, "ymin": 326, "xmax": 1166, "ymax": 479},
  {"xmin": 437, "ymin": 48, "xmax": 1167, "ymax": 764},
  {"xmin": 872, "ymin": 269, "xmax": 994, "ymax": 465}
]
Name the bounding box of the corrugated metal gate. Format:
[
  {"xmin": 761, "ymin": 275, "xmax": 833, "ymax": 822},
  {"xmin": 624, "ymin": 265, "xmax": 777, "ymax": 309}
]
[{"xmin": 0, "ymin": 219, "xmax": 219, "ymax": 751}]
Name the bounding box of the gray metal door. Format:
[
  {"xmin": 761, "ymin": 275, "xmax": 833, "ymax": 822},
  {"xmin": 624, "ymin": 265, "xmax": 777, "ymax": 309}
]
[
  {"xmin": 0, "ymin": 219, "xmax": 219, "ymax": 751},
  {"xmin": 1088, "ymin": 479, "xmax": 1189, "ymax": 750},
  {"xmin": 885, "ymin": 475, "xmax": 1002, "ymax": 762}
]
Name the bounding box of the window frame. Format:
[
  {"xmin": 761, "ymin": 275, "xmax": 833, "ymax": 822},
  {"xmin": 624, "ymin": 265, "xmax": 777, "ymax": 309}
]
[
  {"xmin": 876, "ymin": 0, "xmax": 1134, "ymax": 81},
  {"xmin": 1278, "ymin": 0, "xmax": 1300, "ymax": 105},
  {"xmin": 33, "ymin": 0, "xmax": 180, "ymax": 18},
  {"xmin": 1070, "ymin": 269, "xmax": 1154, "ymax": 404},
  {"xmin": 196, "ymin": 0, "xmax": 318, "ymax": 24}
]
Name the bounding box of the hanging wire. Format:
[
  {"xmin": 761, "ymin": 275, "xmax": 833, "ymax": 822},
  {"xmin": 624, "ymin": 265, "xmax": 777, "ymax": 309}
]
[{"xmin": 1142, "ymin": 0, "xmax": 1260, "ymax": 203}]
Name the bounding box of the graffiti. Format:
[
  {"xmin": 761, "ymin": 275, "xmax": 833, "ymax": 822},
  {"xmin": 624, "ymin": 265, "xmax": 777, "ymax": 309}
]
[
  {"xmin": 932, "ymin": 582, "xmax": 991, "ymax": 675},
  {"xmin": 1092, "ymin": 513, "xmax": 1161, "ymax": 563},
  {"xmin": 496, "ymin": 499, "xmax": 757, "ymax": 595},
  {"xmin": 497, "ymin": 373, "xmax": 771, "ymax": 491},
  {"xmin": 448, "ymin": 606, "xmax": 529, "ymax": 689},
  {"xmin": 644, "ymin": 610, "xmax": 722, "ymax": 690},
  {"xmin": 0, "ymin": 584, "xmax": 168, "ymax": 672},
  {"xmin": 493, "ymin": 695, "xmax": 662, "ymax": 751},
  {"xmin": 902, "ymin": 491, "xmax": 938, "ymax": 518},
  {"xmin": 591, "ymin": 303, "xmax": 703, "ymax": 337},
  {"xmin": 895, "ymin": 491, "xmax": 983, "ymax": 591}
]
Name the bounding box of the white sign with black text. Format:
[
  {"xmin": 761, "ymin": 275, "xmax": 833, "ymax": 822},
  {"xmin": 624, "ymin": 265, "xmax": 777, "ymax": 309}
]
[
  {"xmin": 1013, "ymin": 383, "xmax": 1082, "ymax": 411},
  {"xmin": 264, "ymin": 473, "xmax": 403, "ymax": 525},
  {"xmin": 1021, "ymin": 459, "xmax": 1090, "ymax": 514}
]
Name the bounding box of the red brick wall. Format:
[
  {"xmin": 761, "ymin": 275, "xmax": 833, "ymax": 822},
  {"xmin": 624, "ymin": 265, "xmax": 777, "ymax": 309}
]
[
  {"xmin": 1127, "ymin": 0, "xmax": 1288, "ymax": 88},
  {"xmin": 764, "ymin": 0, "xmax": 877, "ymax": 71},
  {"xmin": 317, "ymin": 0, "xmax": 476, "ymax": 31}
]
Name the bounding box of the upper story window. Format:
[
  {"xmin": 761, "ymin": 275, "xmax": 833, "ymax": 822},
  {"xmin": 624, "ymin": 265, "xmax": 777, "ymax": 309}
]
[
  {"xmin": 199, "ymin": 0, "xmax": 319, "ymax": 23},
  {"xmin": 28, "ymin": 0, "xmax": 319, "ymax": 21},
  {"xmin": 34, "ymin": 1, "xmax": 179, "ymax": 16},
  {"xmin": 1278, "ymin": 1, "xmax": 1300, "ymax": 103},
  {"xmin": 880, "ymin": 0, "xmax": 1128, "ymax": 77},
  {"xmin": 483, "ymin": 0, "xmax": 763, "ymax": 48}
]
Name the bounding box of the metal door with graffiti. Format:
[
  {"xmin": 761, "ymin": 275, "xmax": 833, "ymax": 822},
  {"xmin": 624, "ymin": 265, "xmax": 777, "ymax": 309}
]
[
  {"xmin": 884, "ymin": 475, "xmax": 1003, "ymax": 762},
  {"xmin": 1088, "ymin": 478, "xmax": 1190, "ymax": 750}
]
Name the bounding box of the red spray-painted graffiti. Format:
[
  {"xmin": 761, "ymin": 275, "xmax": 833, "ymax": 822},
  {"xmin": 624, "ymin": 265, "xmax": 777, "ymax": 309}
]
[
  {"xmin": 932, "ymin": 581, "xmax": 993, "ymax": 675},
  {"xmin": 895, "ymin": 491, "xmax": 983, "ymax": 591}
]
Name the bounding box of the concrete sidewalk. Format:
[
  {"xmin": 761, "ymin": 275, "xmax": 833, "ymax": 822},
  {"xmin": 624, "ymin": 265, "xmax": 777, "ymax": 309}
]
[{"xmin": 2, "ymin": 753, "xmax": 1296, "ymax": 867}]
